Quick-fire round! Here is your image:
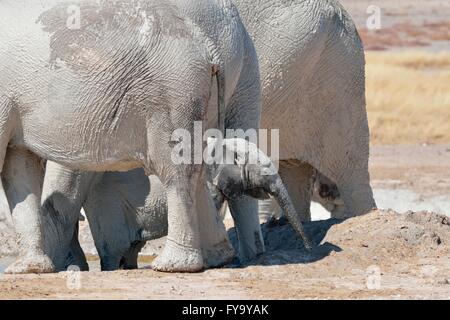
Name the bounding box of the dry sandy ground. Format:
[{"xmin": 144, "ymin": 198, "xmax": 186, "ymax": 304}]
[
  {"xmin": 0, "ymin": 210, "xmax": 449, "ymax": 300},
  {"xmin": 1, "ymin": 0, "xmax": 450, "ymax": 300},
  {"xmin": 370, "ymin": 144, "xmax": 450, "ymax": 198},
  {"xmin": 0, "ymin": 144, "xmax": 449, "ymax": 300}
]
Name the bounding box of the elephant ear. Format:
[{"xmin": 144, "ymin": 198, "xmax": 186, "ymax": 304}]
[{"xmin": 212, "ymin": 164, "xmax": 245, "ymax": 201}]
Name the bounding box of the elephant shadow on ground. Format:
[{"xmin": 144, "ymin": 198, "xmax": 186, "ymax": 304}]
[{"xmin": 226, "ymin": 217, "xmax": 343, "ymax": 268}]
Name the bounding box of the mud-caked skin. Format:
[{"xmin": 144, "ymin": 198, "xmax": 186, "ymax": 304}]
[
  {"xmin": 233, "ymin": 0, "xmax": 377, "ymax": 220},
  {"xmin": 0, "ymin": 0, "xmax": 261, "ymax": 273},
  {"xmin": 209, "ymin": 138, "xmax": 312, "ymax": 251},
  {"xmin": 4, "ymin": 0, "xmax": 378, "ymax": 272},
  {"xmin": 44, "ymin": 138, "xmax": 310, "ymax": 271},
  {"xmin": 46, "ymin": 166, "xmax": 169, "ymax": 271}
]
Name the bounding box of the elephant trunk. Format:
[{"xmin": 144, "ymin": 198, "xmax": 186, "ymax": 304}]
[{"xmin": 270, "ymin": 177, "xmax": 313, "ymax": 250}]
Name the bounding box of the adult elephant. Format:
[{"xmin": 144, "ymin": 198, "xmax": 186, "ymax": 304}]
[
  {"xmin": 233, "ymin": 0, "xmax": 377, "ymax": 221},
  {"xmin": 4, "ymin": 0, "xmax": 378, "ymax": 269},
  {"xmin": 0, "ymin": 0, "xmax": 261, "ymax": 273},
  {"xmin": 42, "ymin": 138, "xmax": 311, "ymax": 271}
]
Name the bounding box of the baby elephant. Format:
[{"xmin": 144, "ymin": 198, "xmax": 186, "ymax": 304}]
[
  {"xmin": 45, "ymin": 138, "xmax": 311, "ymax": 271},
  {"xmin": 207, "ymin": 138, "xmax": 311, "ymax": 251}
]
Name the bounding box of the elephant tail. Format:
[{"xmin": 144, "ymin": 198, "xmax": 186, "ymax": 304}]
[{"xmin": 212, "ymin": 65, "xmax": 226, "ymax": 136}]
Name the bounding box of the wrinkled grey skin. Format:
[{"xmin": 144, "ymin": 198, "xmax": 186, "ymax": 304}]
[
  {"xmin": 233, "ymin": 0, "xmax": 377, "ymax": 221},
  {"xmin": 208, "ymin": 138, "xmax": 312, "ymax": 250},
  {"xmin": 85, "ymin": 173, "xmax": 168, "ymax": 270},
  {"xmin": 0, "ymin": 0, "xmax": 261, "ymax": 273},
  {"xmin": 5, "ymin": 0, "xmax": 377, "ymax": 271},
  {"xmin": 43, "ymin": 164, "xmax": 167, "ymax": 271},
  {"xmin": 43, "ymin": 138, "xmax": 310, "ymax": 271},
  {"xmin": 92, "ymin": 0, "xmax": 377, "ymax": 258}
]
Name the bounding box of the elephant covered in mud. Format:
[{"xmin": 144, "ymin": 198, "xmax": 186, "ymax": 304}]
[
  {"xmin": 232, "ymin": 0, "xmax": 376, "ymax": 221},
  {"xmin": 2, "ymin": 0, "xmax": 378, "ymax": 272},
  {"xmin": 0, "ymin": 0, "xmax": 261, "ymax": 273},
  {"xmin": 38, "ymin": 0, "xmax": 376, "ymax": 266},
  {"xmin": 43, "ymin": 138, "xmax": 310, "ymax": 271}
]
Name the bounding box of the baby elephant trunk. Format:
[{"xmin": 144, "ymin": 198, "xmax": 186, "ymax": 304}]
[{"xmin": 270, "ymin": 177, "xmax": 313, "ymax": 250}]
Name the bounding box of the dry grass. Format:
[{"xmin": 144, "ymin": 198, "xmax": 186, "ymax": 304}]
[{"xmin": 366, "ymin": 51, "xmax": 450, "ymax": 145}]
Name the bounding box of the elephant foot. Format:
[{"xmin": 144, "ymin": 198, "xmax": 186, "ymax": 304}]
[
  {"xmin": 202, "ymin": 239, "xmax": 235, "ymax": 269},
  {"xmin": 5, "ymin": 254, "xmax": 55, "ymax": 274},
  {"xmin": 236, "ymin": 230, "xmax": 266, "ymax": 263},
  {"xmin": 151, "ymin": 239, "xmax": 203, "ymax": 273}
]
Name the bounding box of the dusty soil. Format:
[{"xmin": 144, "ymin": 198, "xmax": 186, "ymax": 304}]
[
  {"xmin": 1, "ymin": 1, "xmax": 450, "ymax": 299},
  {"xmin": 0, "ymin": 210, "xmax": 449, "ymax": 299},
  {"xmin": 370, "ymin": 144, "xmax": 450, "ymax": 197}
]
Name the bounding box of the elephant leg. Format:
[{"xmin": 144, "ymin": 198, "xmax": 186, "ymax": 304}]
[
  {"xmin": 2, "ymin": 147, "xmax": 55, "ymax": 274},
  {"xmin": 151, "ymin": 164, "xmax": 229, "ymax": 272},
  {"xmin": 0, "ymin": 98, "xmax": 15, "ymax": 240},
  {"xmin": 40, "ymin": 162, "xmax": 91, "ymax": 271},
  {"xmin": 83, "ymin": 187, "xmax": 131, "ymax": 272},
  {"xmin": 277, "ymin": 161, "xmax": 315, "ymax": 222},
  {"xmin": 196, "ymin": 175, "xmax": 235, "ymax": 268},
  {"xmin": 228, "ymin": 196, "xmax": 264, "ymax": 262},
  {"xmin": 121, "ymin": 241, "xmax": 146, "ymax": 270},
  {"xmin": 151, "ymin": 175, "xmax": 204, "ymax": 272},
  {"xmin": 67, "ymin": 222, "xmax": 89, "ymax": 271},
  {"xmin": 100, "ymin": 255, "xmax": 122, "ymax": 272},
  {"xmin": 220, "ymin": 47, "xmax": 262, "ymax": 263},
  {"xmin": 329, "ymin": 166, "xmax": 376, "ymax": 219}
]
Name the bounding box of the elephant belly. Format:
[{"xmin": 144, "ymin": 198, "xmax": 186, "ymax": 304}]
[
  {"xmin": 3, "ymin": 63, "xmax": 147, "ymax": 171},
  {"xmin": 0, "ymin": 0, "xmax": 201, "ymax": 172}
]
